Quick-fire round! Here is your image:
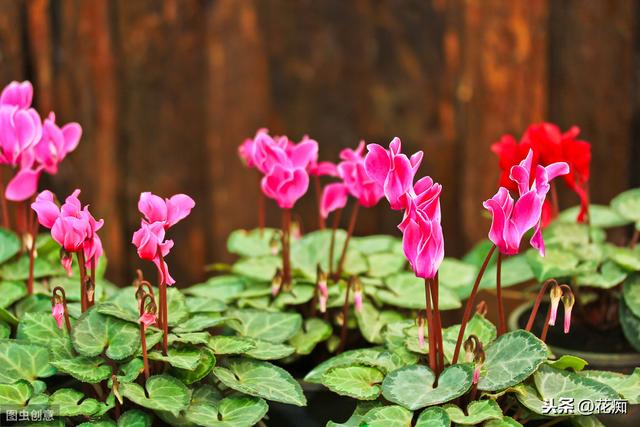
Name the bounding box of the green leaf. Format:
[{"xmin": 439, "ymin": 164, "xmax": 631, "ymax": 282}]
[
  {"xmin": 0, "ymin": 280, "xmax": 26, "ymax": 309},
  {"xmin": 320, "ymin": 365, "xmax": 383, "ymax": 400},
  {"xmin": 289, "ymin": 318, "xmax": 332, "ymax": 355},
  {"xmin": 611, "ymin": 188, "xmax": 640, "ymax": 228},
  {"xmin": 484, "ymin": 417, "xmax": 523, "ymax": 427},
  {"xmin": 273, "ymin": 284, "xmax": 315, "ymax": 308},
  {"xmin": 382, "ymin": 364, "xmax": 473, "ymax": 410},
  {"xmin": 520, "ymin": 364, "xmax": 620, "ymax": 415},
  {"xmin": 232, "ymin": 256, "xmax": 281, "ymax": 282},
  {"xmin": 0, "ymin": 228, "xmax": 20, "ymax": 263},
  {"xmin": 478, "ymin": 330, "xmax": 547, "ymax": 392},
  {"xmin": 207, "ymin": 335, "xmax": 256, "ymax": 354},
  {"xmin": 0, "ymin": 306, "xmax": 18, "ymax": 326},
  {"xmin": 351, "ymin": 235, "xmax": 397, "ymax": 255},
  {"xmin": 327, "ymin": 402, "xmax": 382, "ymax": 427},
  {"xmin": 0, "ymin": 321, "xmax": 9, "ymax": 339},
  {"xmin": 619, "ymin": 297, "xmax": 640, "ymax": 351},
  {"xmin": 71, "ymin": 307, "xmax": 141, "ymax": 360},
  {"xmin": 173, "ymin": 313, "xmax": 230, "ymax": 333},
  {"xmin": 544, "ymin": 222, "xmax": 605, "ymax": 247},
  {"xmin": 186, "ymin": 296, "xmax": 226, "ymax": 313},
  {"xmin": 0, "ymin": 341, "xmax": 54, "ymax": 383},
  {"xmin": 607, "ymin": 245, "xmax": 640, "ymax": 271},
  {"xmin": 367, "ymin": 253, "xmax": 405, "ymax": 278},
  {"xmin": 227, "ymin": 309, "xmax": 302, "ymax": 343},
  {"xmin": 121, "ymin": 374, "xmax": 190, "ymax": 417},
  {"xmin": 51, "ymin": 356, "xmax": 112, "ymax": 383},
  {"xmin": 304, "ymin": 347, "xmax": 385, "ymax": 383},
  {"xmin": 16, "ymin": 311, "xmax": 69, "ymax": 348},
  {"xmin": 212, "ymin": 357, "xmax": 306, "ymax": 406},
  {"xmin": 117, "ymin": 409, "xmax": 153, "ymax": 427},
  {"xmin": 415, "ymin": 406, "xmax": 451, "ymax": 427},
  {"xmin": 111, "ymin": 358, "xmax": 144, "ymax": 385},
  {"xmin": 525, "ymin": 248, "xmax": 579, "ymax": 282},
  {"xmin": 184, "ymin": 275, "xmax": 246, "ymax": 302},
  {"xmin": 49, "ymin": 388, "xmax": 101, "ymax": 417},
  {"xmin": 0, "ymin": 380, "xmax": 33, "ymax": 408},
  {"xmin": 463, "ymin": 240, "xmax": 497, "ymax": 268},
  {"xmin": 361, "ymin": 405, "xmax": 413, "ymax": 427},
  {"xmin": 15, "ymin": 294, "xmax": 53, "ymax": 319},
  {"xmin": 244, "ymin": 340, "xmax": 295, "ymax": 360},
  {"xmin": 441, "ymin": 314, "xmax": 497, "ymax": 362},
  {"xmin": 579, "ymin": 368, "xmax": 640, "ymax": 404},
  {"xmin": 439, "ymin": 258, "xmax": 477, "ymax": 292},
  {"xmin": 148, "ymin": 347, "xmax": 202, "ymax": 370},
  {"xmin": 102, "ymin": 287, "xmax": 187, "ymax": 326},
  {"xmin": 227, "ymin": 228, "xmax": 280, "ymax": 257},
  {"xmin": 480, "ymin": 254, "xmax": 534, "ymax": 290},
  {"xmin": 1, "ymin": 256, "xmax": 63, "ymax": 280},
  {"xmin": 172, "ymin": 347, "xmax": 216, "ymax": 385},
  {"xmin": 577, "ymin": 260, "xmax": 628, "ymax": 289},
  {"xmin": 356, "ymin": 303, "xmax": 404, "ymax": 344},
  {"xmin": 623, "ymin": 273, "xmax": 640, "ymax": 317},
  {"xmin": 168, "ymin": 332, "xmax": 210, "ymax": 345},
  {"xmin": 548, "ymin": 355, "xmax": 588, "ymax": 371},
  {"xmin": 559, "ymin": 204, "xmax": 630, "ymax": 228},
  {"xmin": 379, "ymin": 273, "xmax": 461, "ymax": 310},
  {"xmin": 444, "ymin": 400, "xmax": 502, "ymax": 425}
]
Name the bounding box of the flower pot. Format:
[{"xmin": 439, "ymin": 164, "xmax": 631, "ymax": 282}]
[{"xmin": 509, "ymin": 302, "xmax": 640, "ymax": 427}]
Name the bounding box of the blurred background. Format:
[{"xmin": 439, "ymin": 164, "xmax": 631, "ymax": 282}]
[{"xmin": 1, "ymin": 0, "xmax": 638, "ymax": 285}]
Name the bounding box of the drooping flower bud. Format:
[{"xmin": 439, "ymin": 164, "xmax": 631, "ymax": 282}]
[
  {"xmin": 139, "ymin": 299, "xmax": 157, "ymax": 330},
  {"xmin": 562, "ymin": 291, "xmax": 575, "ymax": 334},
  {"xmin": 463, "ymin": 335, "xmax": 478, "ymax": 364},
  {"xmin": 135, "ymin": 285, "xmax": 146, "ymax": 310},
  {"xmin": 60, "ymin": 248, "xmax": 73, "ymax": 276},
  {"xmin": 271, "ymin": 268, "xmax": 283, "ymax": 297},
  {"xmin": 548, "ymin": 284, "xmax": 563, "ymax": 326},
  {"xmin": 472, "ymin": 344, "xmax": 485, "ymax": 385},
  {"xmin": 352, "ymin": 278, "xmax": 363, "ymax": 312},
  {"xmin": 416, "ymin": 313, "xmax": 426, "ymax": 349},
  {"xmin": 317, "ymin": 265, "xmax": 329, "ymax": 313},
  {"xmin": 85, "ymin": 277, "xmax": 95, "ymax": 305},
  {"xmin": 51, "ymin": 302, "xmax": 64, "ymax": 329},
  {"xmin": 111, "ymin": 375, "xmax": 123, "ymax": 405},
  {"xmin": 290, "ymin": 221, "xmax": 302, "ymax": 241}
]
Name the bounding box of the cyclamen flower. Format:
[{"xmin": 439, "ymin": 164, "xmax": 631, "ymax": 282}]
[
  {"xmin": 52, "ymin": 303, "xmax": 65, "ymax": 329},
  {"xmin": 31, "ymin": 189, "xmax": 103, "ymax": 275},
  {"xmin": 138, "ymin": 192, "xmax": 195, "ymax": 229},
  {"xmin": 364, "ymin": 137, "xmax": 423, "ymax": 210},
  {"xmin": 139, "ymin": 312, "xmax": 157, "ymax": 329},
  {"xmin": 320, "ymin": 182, "xmax": 349, "ymax": 219},
  {"xmin": 548, "ymin": 284, "xmax": 563, "ymax": 326},
  {"xmin": 0, "ymin": 81, "xmax": 33, "ymax": 109},
  {"xmin": 401, "ymin": 207, "xmax": 445, "ymax": 280},
  {"xmin": 562, "ymin": 293, "xmax": 575, "ymax": 334},
  {"xmin": 336, "ymin": 141, "xmax": 384, "ymax": 208},
  {"xmin": 0, "ymin": 105, "xmax": 42, "ymax": 168},
  {"xmin": 484, "ymin": 150, "xmax": 569, "ymax": 256}
]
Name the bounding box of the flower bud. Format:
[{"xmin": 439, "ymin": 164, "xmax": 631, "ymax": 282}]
[
  {"xmin": 317, "ymin": 265, "xmax": 329, "ymax": 313},
  {"xmin": 562, "ymin": 291, "xmax": 575, "ymax": 334},
  {"xmin": 416, "ymin": 314, "xmax": 425, "ymax": 349},
  {"xmin": 60, "ymin": 248, "xmax": 73, "ymax": 277},
  {"xmin": 271, "ymin": 268, "xmax": 283, "ymax": 297},
  {"xmin": 85, "ymin": 277, "xmax": 95, "ymax": 305},
  {"xmin": 352, "ymin": 278, "xmax": 363, "ymax": 312},
  {"xmin": 51, "ymin": 302, "xmax": 64, "ymax": 329},
  {"xmin": 112, "ymin": 375, "xmax": 123, "ymax": 404},
  {"xmin": 548, "ymin": 284, "xmax": 563, "ymax": 326}
]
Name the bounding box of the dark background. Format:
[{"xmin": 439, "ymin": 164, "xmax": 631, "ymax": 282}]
[{"xmin": 1, "ymin": 0, "xmax": 638, "ymax": 286}]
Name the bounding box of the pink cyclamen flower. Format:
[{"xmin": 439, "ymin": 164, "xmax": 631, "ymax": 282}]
[
  {"xmin": 261, "ymin": 164, "xmax": 309, "ymax": 209},
  {"xmin": 238, "ymin": 138, "xmax": 256, "ymax": 167},
  {"xmin": 401, "ymin": 207, "xmax": 445, "ymax": 280},
  {"xmin": 138, "ymin": 192, "xmax": 195, "ymax": 229},
  {"xmin": 483, "ymin": 150, "xmax": 569, "ymax": 256},
  {"xmin": 139, "ymin": 312, "xmax": 157, "ymax": 329},
  {"xmin": 473, "ymin": 365, "xmax": 482, "ymax": 384},
  {"xmin": 0, "ymin": 81, "xmax": 33, "ymax": 109},
  {"xmin": 364, "ymin": 137, "xmax": 424, "ymax": 210},
  {"xmin": 33, "ymin": 112, "xmax": 82, "ymax": 175},
  {"xmin": 318, "ymin": 280, "xmax": 329, "ymax": 313},
  {"xmin": 52, "ymin": 303, "xmax": 65, "ymax": 329},
  {"xmin": 0, "ymin": 105, "xmax": 42, "ymax": 168},
  {"xmin": 353, "ymin": 289, "xmax": 363, "ymax": 312},
  {"xmin": 320, "ymin": 182, "xmax": 349, "ymax": 219},
  {"xmin": 562, "ymin": 293, "xmax": 575, "ymax": 334},
  {"xmin": 132, "ymin": 220, "xmax": 175, "ymax": 286},
  {"xmin": 337, "ymin": 141, "xmax": 384, "ymax": 208},
  {"xmin": 32, "ymin": 189, "xmax": 104, "ymax": 274}
]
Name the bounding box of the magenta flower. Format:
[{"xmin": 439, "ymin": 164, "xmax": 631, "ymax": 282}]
[
  {"xmin": 337, "ymin": 141, "xmax": 384, "ymax": 208},
  {"xmin": 52, "ymin": 302, "xmax": 65, "ymax": 329},
  {"xmin": 0, "ymin": 81, "xmax": 33, "ymax": 109},
  {"xmin": 401, "ymin": 207, "xmax": 445, "ymax": 280},
  {"xmin": 0, "ymin": 105, "xmax": 42, "ymax": 168},
  {"xmin": 238, "ymin": 138, "xmax": 256, "ymax": 167},
  {"xmin": 318, "ymin": 279, "xmax": 329, "ymax": 313},
  {"xmin": 483, "ymin": 150, "xmax": 569, "ymax": 256},
  {"xmin": 139, "ymin": 312, "xmax": 157, "ymax": 329},
  {"xmin": 320, "ymin": 183, "xmax": 349, "ymax": 219},
  {"xmin": 32, "ymin": 189, "xmax": 104, "ymax": 275},
  {"xmin": 364, "ymin": 137, "xmax": 423, "ymax": 210},
  {"xmin": 138, "ymin": 192, "xmax": 195, "ymax": 229},
  {"xmin": 473, "ymin": 365, "xmax": 481, "ymax": 385},
  {"xmin": 132, "ymin": 220, "xmax": 175, "ymax": 286},
  {"xmin": 33, "ymin": 112, "xmax": 82, "ymax": 175},
  {"xmin": 261, "ymin": 164, "xmax": 309, "ymax": 209}
]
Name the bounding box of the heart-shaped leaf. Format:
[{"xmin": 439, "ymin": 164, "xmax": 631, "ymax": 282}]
[
  {"xmin": 113, "ymin": 358, "xmax": 144, "ymax": 384},
  {"xmin": 559, "ymin": 204, "xmax": 630, "ymax": 228},
  {"xmin": 172, "ymin": 347, "xmax": 216, "ymax": 385},
  {"xmin": 0, "ymin": 228, "xmax": 20, "ymax": 264},
  {"xmin": 51, "ymin": 356, "xmax": 112, "ymax": 383},
  {"xmin": 72, "ymin": 307, "xmax": 140, "ymax": 360},
  {"xmin": 289, "ymin": 318, "xmax": 332, "ymax": 355},
  {"xmin": 367, "ymin": 253, "xmax": 405, "ymax": 278},
  {"xmin": 16, "ymin": 312, "xmax": 74, "ymax": 360},
  {"xmin": 212, "ymin": 357, "xmax": 306, "ymax": 406},
  {"xmin": 227, "ymin": 309, "xmax": 302, "ymax": 343},
  {"xmin": 117, "ymin": 409, "xmax": 153, "ymax": 427},
  {"xmin": 415, "ymin": 406, "xmax": 451, "ymax": 427},
  {"xmin": 480, "ymin": 255, "xmax": 533, "ymax": 290},
  {"xmin": 232, "ymin": 256, "xmax": 281, "ymax": 282},
  {"xmin": 478, "ymin": 330, "xmax": 547, "ymax": 392},
  {"xmin": 623, "ymin": 273, "xmax": 640, "ymax": 317},
  {"xmin": 577, "ymin": 260, "xmax": 628, "ymax": 289},
  {"xmin": 0, "ymin": 341, "xmax": 55, "ymax": 383},
  {"xmin": 579, "ymin": 368, "xmax": 640, "ymax": 404},
  {"xmin": 121, "ymin": 375, "xmax": 190, "ymax": 416},
  {"xmin": 0, "ymin": 280, "xmax": 26, "ymax": 309},
  {"xmin": 379, "ymin": 273, "xmax": 461, "ymax": 310},
  {"xmin": 167, "ymin": 332, "xmax": 210, "ymax": 345},
  {"xmin": 49, "ymin": 388, "xmax": 101, "ymax": 417},
  {"xmin": 438, "ymin": 258, "xmax": 477, "ymax": 294},
  {"xmin": 361, "ymin": 405, "xmax": 413, "ymax": 427},
  {"xmin": 525, "ymin": 249, "xmax": 579, "ymax": 282},
  {"xmin": 320, "ymin": 366, "xmax": 383, "ymax": 400},
  {"xmin": 444, "ymin": 400, "xmax": 502, "ymax": 424},
  {"xmin": 208, "ymin": 335, "xmax": 256, "ymax": 354},
  {"xmin": 184, "ymin": 275, "xmax": 246, "ymax": 301},
  {"xmin": 356, "ymin": 303, "xmax": 404, "ymax": 344},
  {"xmin": 611, "ymin": 188, "xmax": 640, "ymax": 229},
  {"xmin": 244, "ymin": 340, "xmax": 295, "ymax": 360},
  {"xmin": 619, "ymin": 297, "xmax": 640, "ymax": 351},
  {"xmin": 186, "ymin": 296, "xmax": 227, "ymax": 314},
  {"xmin": 303, "ymin": 347, "xmax": 385, "ymax": 383},
  {"xmin": 441, "ymin": 314, "xmax": 496, "ymax": 362},
  {"xmin": 0, "ymin": 380, "xmax": 33, "ymax": 407},
  {"xmin": 351, "ymin": 235, "xmax": 398, "ymax": 255},
  {"xmin": 607, "ymin": 245, "xmax": 640, "ymax": 271},
  {"xmin": 194, "ymin": 395, "xmax": 268, "ymax": 427},
  {"xmin": 148, "ymin": 347, "xmax": 202, "ymax": 370},
  {"xmin": 382, "ymin": 364, "xmax": 473, "ymax": 410},
  {"xmin": 227, "ymin": 228, "xmax": 280, "ymax": 257},
  {"xmin": 273, "ymin": 284, "xmax": 315, "ymax": 308},
  {"xmin": 1, "ymin": 256, "xmax": 63, "ymax": 281}
]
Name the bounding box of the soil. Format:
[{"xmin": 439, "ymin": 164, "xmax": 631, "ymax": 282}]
[{"xmin": 517, "ymin": 302, "xmax": 636, "ymax": 354}]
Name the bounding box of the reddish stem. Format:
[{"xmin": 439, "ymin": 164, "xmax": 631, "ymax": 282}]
[
  {"xmin": 158, "ymin": 253, "xmax": 169, "ymax": 356},
  {"xmin": 0, "ymin": 169, "xmax": 9, "ymax": 229},
  {"xmin": 337, "ymin": 277, "xmax": 354, "ymax": 354},
  {"xmin": 328, "ymin": 208, "xmax": 343, "ymax": 276},
  {"xmin": 550, "ymin": 181, "xmax": 560, "ymax": 218},
  {"xmin": 258, "ymin": 174, "xmax": 265, "ymax": 235},
  {"xmin": 27, "ymin": 202, "xmax": 37, "ymax": 295},
  {"xmin": 424, "ymin": 278, "xmax": 437, "ymax": 375},
  {"xmin": 314, "ymin": 175, "xmax": 325, "ymax": 230},
  {"xmin": 540, "ymin": 304, "xmax": 552, "ymax": 342},
  {"xmin": 431, "ymin": 274, "xmax": 444, "ymax": 374},
  {"xmin": 496, "ymin": 252, "xmax": 506, "ymax": 335},
  {"xmin": 139, "ymin": 293, "xmax": 154, "ymax": 380},
  {"xmin": 53, "ymin": 286, "xmax": 72, "ymax": 333},
  {"xmin": 525, "ymin": 279, "xmax": 557, "ymax": 332},
  {"xmin": 335, "ymin": 203, "xmax": 359, "ymax": 280},
  {"xmin": 76, "ymin": 251, "xmax": 88, "ymax": 312},
  {"xmin": 452, "ymin": 245, "xmax": 496, "ymax": 364}
]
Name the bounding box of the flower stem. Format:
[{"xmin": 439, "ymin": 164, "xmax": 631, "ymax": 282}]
[
  {"xmin": 314, "ymin": 175, "xmax": 325, "ymax": 230},
  {"xmin": 540, "ymin": 304, "xmax": 552, "ymax": 342},
  {"xmin": 76, "ymin": 251, "xmax": 88, "ymax": 312},
  {"xmin": 496, "ymin": 252, "xmax": 506, "ymax": 335},
  {"xmin": 525, "ymin": 279, "xmax": 557, "ymax": 332},
  {"xmin": 328, "ymin": 208, "xmax": 343, "ymax": 276},
  {"xmin": 281, "ymin": 209, "xmax": 292, "ymax": 286},
  {"xmin": 52, "ymin": 286, "xmax": 72, "ymax": 333},
  {"xmin": 335, "ymin": 203, "xmax": 359, "ymax": 280},
  {"xmin": 139, "ymin": 293, "xmax": 154, "ymax": 380},
  {"xmin": 258, "ymin": 174, "xmax": 265, "ymax": 235},
  {"xmin": 424, "ymin": 278, "xmax": 437, "ymax": 375},
  {"xmin": 431, "ymin": 274, "xmax": 444, "ymax": 374},
  {"xmin": 0, "ymin": 169, "xmax": 9, "ymax": 229},
  {"xmin": 27, "ymin": 202, "xmax": 37, "ymax": 295},
  {"xmin": 158, "ymin": 253, "xmax": 169, "ymax": 356},
  {"xmin": 550, "ymin": 181, "xmax": 560, "ymax": 218},
  {"xmin": 337, "ymin": 276, "xmax": 354, "ymax": 354},
  {"xmin": 452, "ymin": 245, "xmax": 496, "ymax": 364}
]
